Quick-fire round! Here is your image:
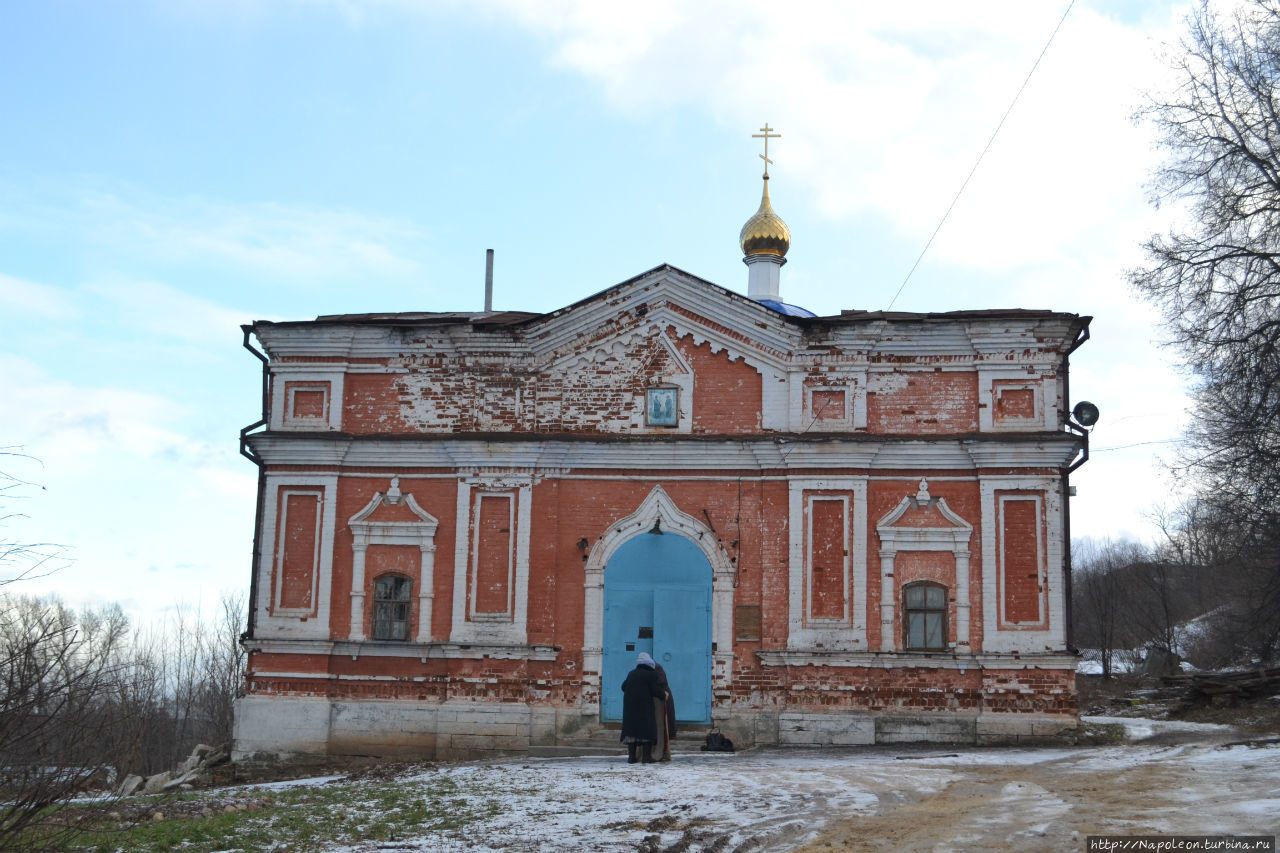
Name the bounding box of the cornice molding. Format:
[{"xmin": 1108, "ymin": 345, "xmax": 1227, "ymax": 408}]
[
  {"xmin": 246, "ymin": 433, "xmax": 1082, "ymax": 471},
  {"xmin": 754, "ymin": 649, "xmax": 1074, "ymax": 670},
  {"xmin": 244, "ymin": 637, "xmax": 560, "ymax": 661}
]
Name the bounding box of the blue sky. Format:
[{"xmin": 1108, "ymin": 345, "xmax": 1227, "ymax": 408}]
[{"xmin": 1, "ymin": 0, "xmax": 1196, "ymax": 621}]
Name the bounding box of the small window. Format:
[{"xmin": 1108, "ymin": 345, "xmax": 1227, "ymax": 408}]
[
  {"xmin": 373, "ymin": 575, "xmax": 412, "ymax": 641},
  {"xmin": 645, "ymin": 387, "xmax": 678, "ymax": 426},
  {"xmin": 904, "ymin": 583, "xmax": 947, "ymax": 650}
]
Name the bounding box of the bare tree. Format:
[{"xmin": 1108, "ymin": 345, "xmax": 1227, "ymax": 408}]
[
  {"xmin": 1073, "ymin": 538, "xmax": 1152, "ymax": 676},
  {"xmin": 0, "ymin": 597, "xmax": 136, "ymax": 848},
  {"xmin": 0, "ymin": 449, "xmax": 68, "ymax": 588},
  {"xmin": 1132, "ymin": 0, "xmax": 1280, "ymax": 662},
  {"xmin": 200, "ymin": 591, "xmax": 247, "ymax": 748},
  {"xmin": 1156, "ymin": 495, "xmax": 1280, "ymax": 665},
  {"xmin": 0, "ymin": 451, "xmax": 247, "ymax": 846}
]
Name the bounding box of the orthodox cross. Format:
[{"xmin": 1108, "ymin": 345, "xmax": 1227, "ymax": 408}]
[{"xmin": 752, "ymin": 123, "xmax": 780, "ymax": 177}]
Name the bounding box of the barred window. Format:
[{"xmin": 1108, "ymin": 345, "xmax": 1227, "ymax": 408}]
[
  {"xmin": 904, "ymin": 583, "xmax": 947, "ymax": 650},
  {"xmin": 373, "ymin": 575, "xmax": 412, "ymax": 641}
]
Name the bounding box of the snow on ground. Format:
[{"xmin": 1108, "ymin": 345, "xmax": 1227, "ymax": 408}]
[
  {"xmin": 1084, "ymin": 714, "xmax": 1236, "ymax": 742},
  {"xmin": 303, "ymin": 720, "xmax": 1280, "ymax": 852}
]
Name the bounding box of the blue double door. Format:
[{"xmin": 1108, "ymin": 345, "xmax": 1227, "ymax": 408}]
[{"xmin": 602, "ymin": 532, "xmax": 712, "ymax": 725}]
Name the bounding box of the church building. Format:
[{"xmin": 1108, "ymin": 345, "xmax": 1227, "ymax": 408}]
[{"xmin": 233, "ymin": 131, "xmax": 1091, "ymax": 762}]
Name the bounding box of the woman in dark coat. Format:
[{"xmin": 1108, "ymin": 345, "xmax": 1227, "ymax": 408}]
[
  {"xmin": 620, "ymin": 652, "xmax": 664, "ymax": 763},
  {"xmin": 653, "ymin": 663, "xmax": 676, "ymax": 762}
]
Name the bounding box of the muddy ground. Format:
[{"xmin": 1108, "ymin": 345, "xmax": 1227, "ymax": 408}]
[
  {"xmin": 794, "ymin": 729, "xmax": 1279, "ymax": 852},
  {"xmin": 379, "ymin": 718, "xmax": 1278, "ymax": 852}
]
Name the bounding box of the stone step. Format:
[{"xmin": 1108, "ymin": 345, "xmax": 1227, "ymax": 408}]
[
  {"xmin": 529, "ymin": 739, "xmax": 718, "ymax": 759},
  {"xmin": 530, "ymin": 725, "xmax": 717, "ymax": 757},
  {"xmin": 573, "ymin": 727, "xmax": 711, "ymax": 743}
]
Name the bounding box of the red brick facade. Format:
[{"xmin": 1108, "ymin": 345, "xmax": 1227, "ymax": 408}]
[{"xmin": 234, "ymin": 265, "xmax": 1090, "ymax": 760}]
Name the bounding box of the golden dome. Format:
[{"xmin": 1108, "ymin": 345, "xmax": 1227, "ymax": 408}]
[{"xmin": 739, "ymin": 176, "xmax": 791, "ymax": 257}]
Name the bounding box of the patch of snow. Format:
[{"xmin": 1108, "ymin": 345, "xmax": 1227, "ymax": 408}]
[
  {"xmin": 1082, "ymin": 715, "xmax": 1236, "ymax": 740},
  {"xmin": 1233, "ymin": 798, "xmax": 1280, "ymax": 816},
  {"xmin": 307, "ymin": 738, "xmax": 1280, "ymax": 851},
  {"xmin": 232, "ymin": 774, "xmax": 348, "ymax": 792}
]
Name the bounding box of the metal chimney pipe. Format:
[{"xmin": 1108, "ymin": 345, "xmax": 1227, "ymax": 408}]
[{"xmin": 484, "ymin": 249, "xmax": 494, "ymax": 312}]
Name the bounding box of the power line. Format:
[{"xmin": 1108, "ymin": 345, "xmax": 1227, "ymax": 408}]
[
  {"xmin": 1090, "ymin": 438, "xmax": 1181, "ymax": 453},
  {"xmin": 885, "ymin": 0, "xmax": 1077, "ymax": 310}
]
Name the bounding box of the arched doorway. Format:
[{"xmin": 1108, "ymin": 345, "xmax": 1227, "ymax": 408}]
[{"xmin": 601, "ymin": 530, "xmax": 712, "ymax": 724}]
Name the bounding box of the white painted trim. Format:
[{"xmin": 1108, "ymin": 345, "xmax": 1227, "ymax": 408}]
[
  {"xmin": 797, "ymin": 373, "xmax": 869, "ymax": 432},
  {"xmin": 450, "ymin": 480, "xmax": 471, "ymax": 640},
  {"xmin": 978, "ymin": 477, "xmax": 1067, "ymax": 653},
  {"xmin": 255, "ymin": 473, "xmax": 338, "ymax": 639},
  {"xmin": 874, "ymin": 485, "xmax": 974, "ymax": 653},
  {"xmin": 248, "ymin": 434, "xmax": 1083, "ymax": 471},
  {"xmin": 272, "ymin": 489, "xmax": 323, "ymax": 617},
  {"xmin": 756, "ymin": 649, "xmax": 1075, "ymax": 670},
  {"xmin": 253, "ymin": 269, "xmax": 1083, "ymax": 371},
  {"xmin": 249, "ymin": 471, "xmax": 1003, "ymax": 484},
  {"xmin": 978, "ymin": 368, "xmax": 1056, "ymax": 433},
  {"xmin": 995, "ymin": 493, "xmax": 1047, "ymax": 629},
  {"xmin": 787, "ymin": 477, "xmax": 868, "ymax": 650},
  {"xmin": 270, "ymin": 367, "xmax": 345, "ymax": 432},
  {"xmin": 448, "ymin": 475, "xmax": 533, "ymax": 645},
  {"xmin": 467, "ymin": 492, "xmax": 516, "ymax": 620},
  {"xmin": 347, "ymin": 479, "xmax": 439, "ymax": 643},
  {"xmin": 285, "ymin": 383, "xmax": 330, "ymax": 425},
  {"xmin": 805, "ymin": 494, "xmax": 850, "ymax": 623},
  {"xmin": 581, "ymin": 485, "xmax": 736, "ymax": 707},
  {"xmin": 247, "ymin": 638, "xmax": 560, "ymax": 661}
]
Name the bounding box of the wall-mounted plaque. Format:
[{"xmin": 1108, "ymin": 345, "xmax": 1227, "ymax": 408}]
[{"xmin": 645, "ymin": 387, "xmax": 678, "ymax": 426}]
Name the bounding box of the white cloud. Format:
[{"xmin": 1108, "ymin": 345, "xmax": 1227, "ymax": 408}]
[
  {"xmin": 0, "ymin": 354, "xmax": 251, "ymax": 621},
  {"xmin": 82, "ymin": 278, "xmax": 268, "ymax": 345},
  {"xmin": 79, "ymin": 191, "xmax": 426, "ymax": 281},
  {"xmin": 467, "ymin": 0, "xmax": 1189, "ymax": 281},
  {"xmin": 0, "ymin": 272, "xmax": 81, "ymax": 321}
]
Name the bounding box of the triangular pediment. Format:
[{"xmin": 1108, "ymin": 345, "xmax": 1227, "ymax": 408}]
[
  {"xmin": 876, "ymin": 480, "xmax": 972, "ymax": 549},
  {"xmin": 545, "ymin": 317, "xmax": 694, "ymax": 377},
  {"xmin": 525, "ymin": 266, "xmax": 804, "ymax": 373},
  {"xmin": 349, "ymin": 477, "xmax": 439, "ymax": 533},
  {"xmin": 880, "ymin": 500, "xmax": 969, "ymax": 531}
]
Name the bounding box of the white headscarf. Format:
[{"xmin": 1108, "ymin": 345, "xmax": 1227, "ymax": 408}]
[{"xmin": 637, "ymin": 652, "xmax": 656, "ymax": 669}]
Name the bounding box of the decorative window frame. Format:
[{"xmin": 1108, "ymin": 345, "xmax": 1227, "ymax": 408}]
[
  {"xmin": 449, "ymin": 473, "xmax": 532, "ymax": 645},
  {"xmin": 875, "ymin": 480, "xmax": 973, "ymax": 653},
  {"xmin": 347, "ymin": 477, "xmax": 439, "ymax": 643},
  {"xmin": 787, "ymin": 477, "xmax": 868, "ymax": 650},
  {"xmin": 255, "ymin": 473, "xmax": 338, "ymax": 639},
  {"xmin": 793, "ymin": 372, "xmax": 868, "ymax": 432},
  {"xmin": 271, "ymin": 366, "xmax": 345, "ymax": 431},
  {"xmin": 582, "ymin": 485, "xmax": 736, "ymax": 698},
  {"xmin": 977, "ymin": 368, "xmax": 1054, "ymax": 432}
]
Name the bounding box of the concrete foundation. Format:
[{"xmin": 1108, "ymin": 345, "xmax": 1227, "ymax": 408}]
[{"xmin": 232, "ymin": 695, "xmax": 1078, "ymax": 765}]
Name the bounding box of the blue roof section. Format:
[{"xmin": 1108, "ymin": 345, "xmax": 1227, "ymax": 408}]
[{"xmin": 758, "ymin": 299, "xmax": 818, "ymax": 318}]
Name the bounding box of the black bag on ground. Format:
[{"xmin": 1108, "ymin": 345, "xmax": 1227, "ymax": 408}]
[{"xmin": 701, "ymin": 728, "xmax": 735, "ymax": 752}]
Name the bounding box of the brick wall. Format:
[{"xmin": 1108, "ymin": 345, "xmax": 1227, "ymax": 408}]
[{"xmin": 867, "ymin": 370, "xmax": 979, "ymax": 434}]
